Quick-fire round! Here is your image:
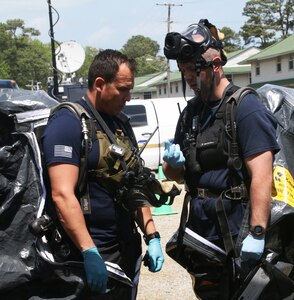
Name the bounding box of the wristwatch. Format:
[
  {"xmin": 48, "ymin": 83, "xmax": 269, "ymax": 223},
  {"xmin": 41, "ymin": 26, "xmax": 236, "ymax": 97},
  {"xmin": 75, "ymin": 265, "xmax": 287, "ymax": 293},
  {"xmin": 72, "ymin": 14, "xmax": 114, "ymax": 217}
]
[
  {"xmin": 143, "ymin": 231, "xmax": 160, "ymax": 245},
  {"xmin": 249, "ymin": 225, "xmax": 266, "ymax": 237}
]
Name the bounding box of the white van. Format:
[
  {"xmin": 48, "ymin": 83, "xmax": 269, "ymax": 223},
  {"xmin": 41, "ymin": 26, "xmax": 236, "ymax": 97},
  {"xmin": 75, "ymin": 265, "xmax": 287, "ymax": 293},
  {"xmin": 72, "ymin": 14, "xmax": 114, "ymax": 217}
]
[{"xmin": 123, "ymin": 97, "xmax": 188, "ymax": 170}]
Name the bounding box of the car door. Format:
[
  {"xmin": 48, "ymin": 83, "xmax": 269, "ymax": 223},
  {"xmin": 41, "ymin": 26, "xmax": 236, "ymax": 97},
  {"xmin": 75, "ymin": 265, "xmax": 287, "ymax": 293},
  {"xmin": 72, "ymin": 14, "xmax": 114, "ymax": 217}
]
[{"xmin": 123, "ymin": 100, "xmax": 160, "ymax": 170}]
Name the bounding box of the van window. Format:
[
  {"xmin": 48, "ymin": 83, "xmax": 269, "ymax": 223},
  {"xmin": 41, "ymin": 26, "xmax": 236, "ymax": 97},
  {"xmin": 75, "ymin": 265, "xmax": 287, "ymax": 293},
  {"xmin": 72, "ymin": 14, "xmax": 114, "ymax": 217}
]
[{"xmin": 123, "ymin": 105, "xmax": 148, "ymax": 127}]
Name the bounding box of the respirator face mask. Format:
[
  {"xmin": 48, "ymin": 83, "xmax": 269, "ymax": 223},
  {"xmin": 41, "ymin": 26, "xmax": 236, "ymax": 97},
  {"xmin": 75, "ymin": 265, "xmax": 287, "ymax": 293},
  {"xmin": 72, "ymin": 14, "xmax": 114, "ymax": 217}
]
[
  {"xmin": 164, "ymin": 19, "xmax": 226, "ymax": 98},
  {"xmin": 164, "ymin": 23, "xmax": 215, "ymax": 65}
]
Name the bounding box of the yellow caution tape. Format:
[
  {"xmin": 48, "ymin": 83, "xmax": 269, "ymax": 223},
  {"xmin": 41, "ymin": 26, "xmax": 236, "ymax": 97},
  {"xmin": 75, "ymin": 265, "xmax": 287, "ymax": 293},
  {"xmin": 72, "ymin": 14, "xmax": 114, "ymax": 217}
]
[{"xmin": 272, "ymin": 165, "xmax": 294, "ymax": 207}]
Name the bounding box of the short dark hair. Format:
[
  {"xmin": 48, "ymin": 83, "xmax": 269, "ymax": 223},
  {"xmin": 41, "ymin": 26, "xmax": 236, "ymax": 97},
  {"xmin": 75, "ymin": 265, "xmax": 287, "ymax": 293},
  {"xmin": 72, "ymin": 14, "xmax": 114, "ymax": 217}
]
[{"xmin": 87, "ymin": 49, "xmax": 136, "ymax": 90}]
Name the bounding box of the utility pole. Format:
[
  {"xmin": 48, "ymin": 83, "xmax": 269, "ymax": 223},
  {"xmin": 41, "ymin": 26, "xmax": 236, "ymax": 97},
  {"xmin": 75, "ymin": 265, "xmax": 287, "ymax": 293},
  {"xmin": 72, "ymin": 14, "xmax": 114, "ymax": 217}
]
[
  {"xmin": 47, "ymin": 0, "xmax": 59, "ymax": 98},
  {"xmin": 156, "ymin": 3, "xmax": 183, "ymax": 97}
]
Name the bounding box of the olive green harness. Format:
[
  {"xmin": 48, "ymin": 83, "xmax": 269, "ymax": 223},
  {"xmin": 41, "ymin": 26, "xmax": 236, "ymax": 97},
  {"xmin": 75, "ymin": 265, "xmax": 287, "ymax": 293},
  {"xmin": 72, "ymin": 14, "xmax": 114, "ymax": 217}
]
[{"xmin": 50, "ymin": 97, "xmax": 181, "ymax": 212}]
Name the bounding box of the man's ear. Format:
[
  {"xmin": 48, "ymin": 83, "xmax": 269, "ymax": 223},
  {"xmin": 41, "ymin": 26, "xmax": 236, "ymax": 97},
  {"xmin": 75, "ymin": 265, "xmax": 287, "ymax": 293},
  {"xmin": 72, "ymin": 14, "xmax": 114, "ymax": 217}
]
[
  {"xmin": 94, "ymin": 77, "xmax": 105, "ymax": 92},
  {"xmin": 213, "ymin": 56, "xmax": 222, "ymax": 72}
]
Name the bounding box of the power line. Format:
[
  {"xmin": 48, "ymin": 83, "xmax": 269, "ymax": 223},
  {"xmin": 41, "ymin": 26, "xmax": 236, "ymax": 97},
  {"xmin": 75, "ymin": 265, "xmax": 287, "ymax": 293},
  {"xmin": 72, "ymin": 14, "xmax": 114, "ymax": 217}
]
[{"xmin": 156, "ymin": 3, "xmax": 183, "ymax": 97}]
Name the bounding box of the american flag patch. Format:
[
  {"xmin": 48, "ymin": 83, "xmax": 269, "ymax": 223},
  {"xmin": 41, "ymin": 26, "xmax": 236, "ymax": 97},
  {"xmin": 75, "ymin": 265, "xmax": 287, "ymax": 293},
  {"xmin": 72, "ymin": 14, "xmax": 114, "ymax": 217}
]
[{"xmin": 54, "ymin": 145, "xmax": 73, "ymax": 158}]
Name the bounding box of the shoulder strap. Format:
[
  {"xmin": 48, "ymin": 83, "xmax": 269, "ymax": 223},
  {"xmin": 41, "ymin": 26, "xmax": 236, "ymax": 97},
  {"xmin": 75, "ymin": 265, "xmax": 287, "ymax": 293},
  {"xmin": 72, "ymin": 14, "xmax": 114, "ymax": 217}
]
[
  {"xmin": 225, "ymin": 87, "xmax": 258, "ymax": 174},
  {"xmin": 84, "ymin": 94, "xmax": 130, "ymax": 171},
  {"xmin": 51, "ymin": 101, "xmax": 92, "ymax": 119},
  {"xmin": 50, "ymin": 102, "xmax": 93, "ymax": 214}
]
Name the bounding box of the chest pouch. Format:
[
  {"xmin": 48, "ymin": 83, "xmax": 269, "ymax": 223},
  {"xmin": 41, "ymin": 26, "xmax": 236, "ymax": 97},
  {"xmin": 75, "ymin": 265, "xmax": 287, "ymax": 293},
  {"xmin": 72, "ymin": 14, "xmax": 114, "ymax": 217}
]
[
  {"xmin": 90, "ymin": 129, "xmax": 140, "ymax": 193},
  {"xmin": 196, "ymin": 111, "xmax": 229, "ymax": 171}
]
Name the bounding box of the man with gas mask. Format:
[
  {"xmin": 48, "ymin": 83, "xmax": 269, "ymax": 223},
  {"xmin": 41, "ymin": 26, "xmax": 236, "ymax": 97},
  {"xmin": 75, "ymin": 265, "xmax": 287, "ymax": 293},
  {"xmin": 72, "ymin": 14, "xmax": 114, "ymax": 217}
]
[{"xmin": 162, "ymin": 19, "xmax": 280, "ymax": 299}]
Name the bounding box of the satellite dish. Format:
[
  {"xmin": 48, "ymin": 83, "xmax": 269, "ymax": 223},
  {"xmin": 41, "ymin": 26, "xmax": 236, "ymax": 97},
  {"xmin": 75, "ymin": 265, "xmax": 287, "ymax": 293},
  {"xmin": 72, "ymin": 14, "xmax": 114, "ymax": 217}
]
[{"xmin": 55, "ymin": 41, "xmax": 85, "ymax": 74}]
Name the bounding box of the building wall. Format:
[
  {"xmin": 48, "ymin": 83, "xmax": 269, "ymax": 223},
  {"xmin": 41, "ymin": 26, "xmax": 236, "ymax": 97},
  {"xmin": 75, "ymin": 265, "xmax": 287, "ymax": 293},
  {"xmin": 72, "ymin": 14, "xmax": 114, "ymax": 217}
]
[
  {"xmin": 131, "ymin": 91, "xmax": 157, "ymax": 99},
  {"xmin": 156, "ymin": 81, "xmax": 195, "ymax": 98},
  {"xmin": 231, "ymin": 73, "xmax": 251, "ymax": 87},
  {"xmin": 251, "ymin": 53, "xmax": 294, "ymax": 84}
]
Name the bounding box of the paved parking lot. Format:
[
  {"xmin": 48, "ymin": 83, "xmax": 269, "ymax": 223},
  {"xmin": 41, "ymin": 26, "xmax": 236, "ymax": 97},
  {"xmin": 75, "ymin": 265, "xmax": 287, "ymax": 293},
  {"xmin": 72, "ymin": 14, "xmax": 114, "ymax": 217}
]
[{"xmin": 137, "ymin": 186, "xmax": 197, "ymax": 300}]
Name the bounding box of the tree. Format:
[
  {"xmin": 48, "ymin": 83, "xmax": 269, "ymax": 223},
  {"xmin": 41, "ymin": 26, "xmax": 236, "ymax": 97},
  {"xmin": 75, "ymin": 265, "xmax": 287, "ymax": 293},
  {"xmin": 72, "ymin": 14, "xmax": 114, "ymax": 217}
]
[
  {"xmin": 135, "ymin": 55, "xmax": 167, "ymax": 77},
  {"xmin": 0, "ymin": 61, "xmax": 10, "ymax": 79},
  {"xmin": 121, "ymin": 35, "xmax": 166, "ymax": 76},
  {"xmin": 220, "ymin": 27, "xmax": 242, "ymax": 53},
  {"xmin": 0, "ymin": 19, "xmax": 51, "ymax": 88},
  {"xmin": 76, "ymin": 46, "xmax": 101, "ymax": 81},
  {"xmin": 241, "ymin": 0, "xmax": 294, "ymax": 48},
  {"xmin": 121, "ymin": 35, "xmax": 160, "ymax": 59}
]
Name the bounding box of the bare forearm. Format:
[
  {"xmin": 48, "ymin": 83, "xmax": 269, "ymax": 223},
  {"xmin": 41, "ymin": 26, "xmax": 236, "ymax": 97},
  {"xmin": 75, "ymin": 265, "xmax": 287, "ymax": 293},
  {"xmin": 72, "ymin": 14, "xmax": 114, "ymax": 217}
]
[
  {"xmin": 53, "ymin": 194, "xmax": 95, "ymax": 251},
  {"xmin": 135, "ymin": 206, "xmax": 156, "ymax": 235},
  {"xmin": 49, "ymin": 164, "xmax": 95, "ymax": 251},
  {"xmin": 162, "ymin": 162, "xmax": 185, "ymax": 183},
  {"xmin": 249, "ymin": 176, "xmax": 272, "ymax": 228},
  {"xmin": 246, "ymin": 151, "xmax": 274, "ymax": 229}
]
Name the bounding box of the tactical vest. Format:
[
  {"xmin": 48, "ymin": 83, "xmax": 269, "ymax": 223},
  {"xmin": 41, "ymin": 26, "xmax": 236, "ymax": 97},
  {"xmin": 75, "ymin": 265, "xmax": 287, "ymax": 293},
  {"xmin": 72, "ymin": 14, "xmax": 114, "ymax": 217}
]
[
  {"xmin": 180, "ymin": 85, "xmax": 257, "ymax": 192},
  {"xmin": 50, "ymin": 102, "xmax": 142, "ymax": 209},
  {"xmin": 89, "ymin": 120, "xmax": 141, "ymax": 194}
]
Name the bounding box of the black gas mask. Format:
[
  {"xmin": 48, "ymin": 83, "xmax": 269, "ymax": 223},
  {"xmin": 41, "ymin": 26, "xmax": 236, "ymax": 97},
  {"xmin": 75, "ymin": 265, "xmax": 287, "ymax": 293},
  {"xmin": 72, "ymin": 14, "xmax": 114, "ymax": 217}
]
[
  {"xmin": 164, "ymin": 19, "xmax": 227, "ymax": 98},
  {"xmin": 164, "ymin": 19, "xmax": 226, "ymax": 65}
]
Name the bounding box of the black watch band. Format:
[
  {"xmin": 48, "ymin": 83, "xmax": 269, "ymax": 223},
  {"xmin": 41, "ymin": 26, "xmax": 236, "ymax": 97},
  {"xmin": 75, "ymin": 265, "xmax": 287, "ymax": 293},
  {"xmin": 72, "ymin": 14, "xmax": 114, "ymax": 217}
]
[
  {"xmin": 143, "ymin": 231, "xmax": 160, "ymax": 245},
  {"xmin": 249, "ymin": 225, "xmax": 266, "ymax": 237}
]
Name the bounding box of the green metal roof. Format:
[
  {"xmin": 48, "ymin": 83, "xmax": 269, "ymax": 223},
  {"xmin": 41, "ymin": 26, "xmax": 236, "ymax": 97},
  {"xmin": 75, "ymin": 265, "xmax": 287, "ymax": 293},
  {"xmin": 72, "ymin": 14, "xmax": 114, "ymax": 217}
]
[
  {"xmin": 134, "ymin": 64, "xmax": 251, "ymax": 90},
  {"xmin": 244, "ymin": 35, "xmax": 294, "ymax": 63},
  {"xmin": 134, "ymin": 72, "xmax": 163, "ymax": 85},
  {"xmin": 153, "ymin": 71, "xmax": 182, "ymax": 85},
  {"xmin": 223, "ymin": 65, "xmax": 251, "ymax": 74},
  {"xmin": 132, "ymin": 84, "xmax": 157, "ymax": 93}
]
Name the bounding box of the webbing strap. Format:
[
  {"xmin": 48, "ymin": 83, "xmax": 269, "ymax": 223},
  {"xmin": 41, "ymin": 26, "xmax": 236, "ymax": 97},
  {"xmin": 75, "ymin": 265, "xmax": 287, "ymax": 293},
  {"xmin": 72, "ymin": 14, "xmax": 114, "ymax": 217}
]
[
  {"xmin": 84, "ymin": 94, "xmax": 127, "ymax": 171},
  {"xmin": 50, "ymin": 102, "xmax": 92, "ymax": 214},
  {"xmin": 215, "ymin": 193, "xmax": 237, "ymax": 257},
  {"xmin": 176, "ymin": 192, "xmax": 192, "ymax": 257},
  {"xmin": 218, "ymin": 87, "xmax": 257, "ymax": 255}
]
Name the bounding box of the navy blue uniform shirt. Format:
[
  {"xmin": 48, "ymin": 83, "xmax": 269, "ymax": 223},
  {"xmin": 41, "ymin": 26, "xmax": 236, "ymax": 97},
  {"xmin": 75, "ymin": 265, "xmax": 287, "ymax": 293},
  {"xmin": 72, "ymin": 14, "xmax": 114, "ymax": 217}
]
[
  {"xmin": 174, "ymin": 92, "xmax": 280, "ymax": 242},
  {"xmin": 42, "ymin": 99, "xmax": 135, "ymax": 249}
]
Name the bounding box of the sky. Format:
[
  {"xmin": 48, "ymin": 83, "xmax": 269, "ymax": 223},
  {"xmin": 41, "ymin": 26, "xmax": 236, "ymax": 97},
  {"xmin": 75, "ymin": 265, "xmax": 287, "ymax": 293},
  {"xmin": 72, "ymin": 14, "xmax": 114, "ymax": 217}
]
[{"xmin": 1, "ymin": 0, "xmax": 249, "ymax": 69}]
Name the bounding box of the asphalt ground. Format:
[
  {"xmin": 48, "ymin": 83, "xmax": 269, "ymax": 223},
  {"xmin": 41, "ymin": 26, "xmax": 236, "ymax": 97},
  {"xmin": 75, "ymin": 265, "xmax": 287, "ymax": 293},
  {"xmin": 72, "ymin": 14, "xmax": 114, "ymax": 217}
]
[{"xmin": 137, "ymin": 185, "xmax": 197, "ymax": 300}]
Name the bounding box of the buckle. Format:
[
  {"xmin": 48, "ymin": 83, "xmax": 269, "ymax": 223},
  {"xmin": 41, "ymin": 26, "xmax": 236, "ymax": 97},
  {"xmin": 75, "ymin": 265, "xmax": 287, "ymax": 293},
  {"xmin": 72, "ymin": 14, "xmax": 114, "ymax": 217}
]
[{"xmin": 224, "ymin": 186, "xmax": 246, "ymax": 200}]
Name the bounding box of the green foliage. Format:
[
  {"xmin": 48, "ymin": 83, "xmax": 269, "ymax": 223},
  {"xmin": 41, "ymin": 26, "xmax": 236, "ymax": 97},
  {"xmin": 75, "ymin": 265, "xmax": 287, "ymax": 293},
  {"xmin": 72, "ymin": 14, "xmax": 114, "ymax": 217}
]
[
  {"xmin": 135, "ymin": 56, "xmax": 167, "ymax": 77},
  {"xmin": 220, "ymin": 27, "xmax": 242, "ymax": 53},
  {"xmin": 121, "ymin": 35, "xmax": 160, "ymax": 58},
  {"xmin": 121, "ymin": 35, "xmax": 166, "ymax": 76},
  {"xmin": 241, "ymin": 0, "xmax": 293, "ymax": 48},
  {"xmin": 0, "ymin": 19, "xmax": 50, "ymax": 89},
  {"xmin": 76, "ymin": 46, "xmax": 101, "ymax": 81},
  {"xmin": 0, "ymin": 61, "xmax": 10, "ymax": 79}
]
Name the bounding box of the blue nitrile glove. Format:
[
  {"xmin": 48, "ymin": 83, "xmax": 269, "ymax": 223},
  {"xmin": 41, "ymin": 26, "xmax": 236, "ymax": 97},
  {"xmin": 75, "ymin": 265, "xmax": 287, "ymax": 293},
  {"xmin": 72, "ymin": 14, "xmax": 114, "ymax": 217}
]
[
  {"xmin": 82, "ymin": 246, "xmax": 108, "ymax": 294},
  {"xmin": 147, "ymin": 238, "xmax": 164, "ymax": 272},
  {"xmin": 240, "ymin": 234, "xmax": 265, "ymax": 262},
  {"xmin": 163, "ymin": 140, "xmax": 185, "ymax": 168}
]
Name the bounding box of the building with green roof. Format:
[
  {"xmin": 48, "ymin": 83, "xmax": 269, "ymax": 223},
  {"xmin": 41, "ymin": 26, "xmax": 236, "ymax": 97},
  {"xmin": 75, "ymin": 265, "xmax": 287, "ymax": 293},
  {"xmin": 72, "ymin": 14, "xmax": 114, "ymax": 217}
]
[
  {"xmin": 132, "ymin": 37, "xmax": 294, "ymax": 98},
  {"xmin": 243, "ymin": 35, "xmax": 294, "ymax": 88}
]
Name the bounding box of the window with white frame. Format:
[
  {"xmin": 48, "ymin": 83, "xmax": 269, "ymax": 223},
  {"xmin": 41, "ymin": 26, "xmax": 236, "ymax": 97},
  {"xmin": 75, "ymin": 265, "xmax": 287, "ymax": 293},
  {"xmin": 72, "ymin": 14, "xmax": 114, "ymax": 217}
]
[
  {"xmin": 277, "ymin": 57, "xmax": 282, "ymax": 72},
  {"xmin": 289, "ymin": 54, "xmax": 294, "ymax": 70},
  {"xmin": 255, "ymin": 62, "xmax": 260, "ymax": 76}
]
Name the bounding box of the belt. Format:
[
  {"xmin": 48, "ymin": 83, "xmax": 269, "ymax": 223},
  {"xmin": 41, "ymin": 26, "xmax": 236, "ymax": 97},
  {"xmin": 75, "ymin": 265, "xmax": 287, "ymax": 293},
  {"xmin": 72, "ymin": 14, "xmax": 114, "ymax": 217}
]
[
  {"xmin": 195, "ymin": 188, "xmax": 221, "ymax": 199},
  {"xmin": 194, "ymin": 185, "xmax": 247, "ymax": 200}
]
